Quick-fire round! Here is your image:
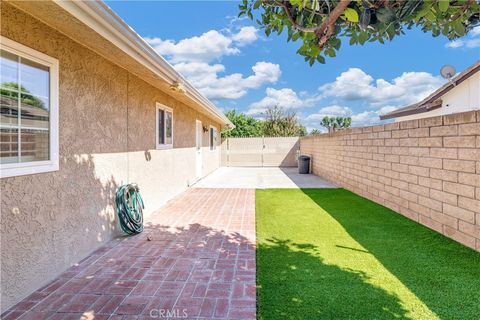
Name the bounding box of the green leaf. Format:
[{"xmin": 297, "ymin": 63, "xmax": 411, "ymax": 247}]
[
  {"xmin": 277, "ymin": 23, "xmax": 284, "ymax": 35},
  {"xmin": 325, "ymin": 47, "xmax": 336, "ymax": 57},
  {"xmin": 438, "ymin": 0, "xmax": 449, "ymax": 13},
  {"xmin": 290, "ymin": 0, "xmax": 303, "ymax": 8},
  {"xmin": 310, "ymin": 45, "xmax": 320, "ymax": 57},
  {"xmin": 253, "ymin": 0, "xmax": 262, "ymax": 9},
  {"xmin": 453, "ymin": 21, "xmax": 465, "ymax": 36},
  {"xmin": 425, "ymin": 10, "xmax": 435, "ymax": 22},
  {"xmin": 344, "ymin": 8, "xmax": 359, "ymax": 23},
  {"xmin": 415, "ymin": 5, "xmax": 430, "ymax": 19},
  {"xmin": 331, "ymin": 38, "xmax": 341, "ymax": 50},
  {"xmin": 358, "ymin": 32, "xmax": 369, "ymax": 44},
  {"xmin": 316, "ymin": 55, "xmax": 326, "ymax": 64}
]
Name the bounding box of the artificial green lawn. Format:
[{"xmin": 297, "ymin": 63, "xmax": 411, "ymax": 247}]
[{"xmin": 256, "ymin": 189, "xmax": 480, "ymax": 320}]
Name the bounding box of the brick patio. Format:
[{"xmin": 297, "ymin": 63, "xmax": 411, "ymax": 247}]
[{"xmin": 2, "ymin": 188, "xmax": 256, "ymax": 320}]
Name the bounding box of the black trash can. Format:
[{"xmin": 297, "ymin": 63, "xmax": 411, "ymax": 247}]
[{"xmin": 298, "ymin": 155, "xmax": 310, "ymax": 174}]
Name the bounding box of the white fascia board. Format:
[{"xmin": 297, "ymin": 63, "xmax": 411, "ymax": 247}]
[{"xmin": 53, "ymin": 0, "xmax": 234, "ymax": 128}]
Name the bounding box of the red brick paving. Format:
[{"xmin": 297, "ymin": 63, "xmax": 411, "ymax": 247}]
[{"xmin": 2, "ymin": 188, "xmax": 256, "ymax": 320}]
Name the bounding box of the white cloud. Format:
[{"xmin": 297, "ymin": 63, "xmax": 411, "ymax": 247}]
[
  {"xmin": 175, "ymin": 61, "xmax": 281, "ymax": 100},
  {"xmin": 247, "ymin": 87, "xmax": 320, "ymax": 115},
  {"xmin": 470, "ymin": 26, "xmax": 480, "ymax": 37},
  {"xmin": 378, "ymin": 106, "xmax": 398, "ymax": 115},
  {"xmin": 304, "ymin": 105, "xmax": 353, "ymax": 122},
  {"xmin": 304, "ymin": 104, "xmax": 400, "ymax": 128},
  {"xmin": 319, "ymin": 68, "xmax": 444, "ymax": 106},
  {"xmin": 445, "ymin": 26, "xmax": 480, "ymax": 49},
  {"xmin": 146, "ymin": 30, "xmax": 239, "ymax": 63},
  {"xmin": 465, "ymin": 38, "xmax": 480, "ymax": 48},
  {"xmin": 231, "ymin": 26, "xmax": 258, "ymax": 46},
  {"xmin": 145, "ymin": 26, "xmax": 259, "ymax": 63},
  {"xmin": 445, "ymin": 39, "xmax": 480, "ymax": 49},
  {"xmin": 445, "ymin": 40, "xmax": 465, "ymax": 48},
  {"xmin": 145, "ymin": 25, "xmax": 279, "ymax": 100},
  {"xmin": 351, "ymin": 111, "xmax": 381, "ymax": 126}
]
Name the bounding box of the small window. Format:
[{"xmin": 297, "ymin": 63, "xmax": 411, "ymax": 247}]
[
  {"xmin": 0, "ymin": 37, "xmax": 59, "ymax": 178},
  {"xmin": 156, "ymin": 103, "xmax": 173, "ymax": 149},
  {"xmin": 209, "ymin": 126, "xmax": 217, "ymax": 150}
]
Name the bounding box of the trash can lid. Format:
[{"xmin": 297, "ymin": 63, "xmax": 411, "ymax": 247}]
[{"xmin": 298, "ymin": 155, "xmax": 310, "ymax": 160}]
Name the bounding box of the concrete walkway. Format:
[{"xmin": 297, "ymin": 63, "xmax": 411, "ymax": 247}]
[
  {"xmin": 3, "ymin": 189, "xmax": 256, "ymax": 320},
  {"xmin": 193, "ymin": 167, "xmax": 336, "ymax": 189}
]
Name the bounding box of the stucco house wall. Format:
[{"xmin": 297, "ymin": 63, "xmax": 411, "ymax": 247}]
[{"xmin": 0, "ymin": 3, "xmax": 221, "ymax": 311}]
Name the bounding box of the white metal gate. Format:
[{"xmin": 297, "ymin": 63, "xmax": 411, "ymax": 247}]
[{"xmin": 221, "ymin": 136, "xmax": 299, "ymax": 167}]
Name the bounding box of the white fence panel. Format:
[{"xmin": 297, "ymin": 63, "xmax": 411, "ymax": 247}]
[{"xmin": 222, "ymin": 137, "xmax": 299, "ymax": 167}]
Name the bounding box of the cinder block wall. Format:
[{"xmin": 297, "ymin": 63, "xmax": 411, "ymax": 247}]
[{"xmin": 300, "ymin": 111, "xmax": 479, "ymax": 251}]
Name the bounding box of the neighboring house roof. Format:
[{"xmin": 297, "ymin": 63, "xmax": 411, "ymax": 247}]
[
  {"xmin": 380, "ymin": 60, "xmax": 480, "ymax": 120},
  {"xmin": 5, "ymin": 0, "xmax": 234, "ymax": 129}
]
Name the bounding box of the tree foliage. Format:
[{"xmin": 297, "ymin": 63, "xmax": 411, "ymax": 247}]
[
  {"xmin": 0, "ymin": 82, "xmax": 46, "ymax": 109},
  {"xmin": 239, "ymin": 0, "xmax": 480, "ymax": 65},
  {"xmin": 222, "ymin": 106, "xmax": 307, "ymax": 137},
  {"xmin": 320, "ymin": 116, "xmax": 352, "ymax": 132},
  {"xmin": 222, "ymin": 109, "xmax": 264, "ymax": 137},
  {"xmin": 263, "ymin": 105, "xmax": 307, "ymax": 136}
]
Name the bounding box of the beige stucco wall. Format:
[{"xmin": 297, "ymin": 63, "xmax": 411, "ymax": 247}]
[{"xmin": 0, "ymin": 3, "xmax": 221, "ymax": 311}]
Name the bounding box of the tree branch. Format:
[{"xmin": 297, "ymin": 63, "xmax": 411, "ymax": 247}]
[
  {"xmin": 275, "ymin": 0, "xmax": 352, "ymax": 50},
  {"xmin": 451, "ymin": 0, "xmax": 474, "ymax": 21},
  {"xmin": 315, "ymin": 0, "xmax": 352, "ymax": 49},
  {"xmin": 279, "ymin": 1, "xmax": 320, "ymax": 33}
]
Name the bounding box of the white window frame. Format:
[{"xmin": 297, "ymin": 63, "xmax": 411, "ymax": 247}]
[
  {"xmin": 155, "ymin": 102, "xmax": 173, "ymax": 149},
  {"xmin": 209, "ymin": 125, "xmax": 218, "ymax": 151},
  {"xmin": 0, "ymin": 36, "xmax": 59, "ymax": 179}
]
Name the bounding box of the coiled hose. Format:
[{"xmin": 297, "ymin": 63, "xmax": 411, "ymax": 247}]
[{"xmin": 115, "ymin": 183, "xmax": 144, "ymax": 235}]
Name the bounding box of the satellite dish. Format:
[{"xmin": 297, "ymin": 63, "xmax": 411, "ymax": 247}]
[{"xmin": 440, "ymin": 65, "xmax": 456, "ymax": 80}]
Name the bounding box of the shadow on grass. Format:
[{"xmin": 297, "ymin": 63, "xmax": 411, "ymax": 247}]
[
  {"xmin": 257, "ymin": 237, "xmax": 410, "ymax": 320},
  {"xmin": 301, "ymin": 188, "xmax": 480, "ymax": 320}
]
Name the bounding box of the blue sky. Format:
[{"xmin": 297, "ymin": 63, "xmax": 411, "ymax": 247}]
[{"xmin": 107, "ymin": 1, "xmax": 480, "ymax": 131}]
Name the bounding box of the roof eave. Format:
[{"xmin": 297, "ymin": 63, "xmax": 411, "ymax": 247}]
[
  {"xmin": 380, "ymin": 60, "xmax": 480, "ymax": 121},
  {"xmin": 52, "ymin": 0, "xmax": 234, "ymax": 129},
  {"xmin": 380, "ymin": 100, "xmax": 443, "ymax": 120}
]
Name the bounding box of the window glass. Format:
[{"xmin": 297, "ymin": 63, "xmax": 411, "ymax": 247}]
[
  {"xmin": 19, "ymin": 57, "xmax": 49, "ymax": 98},
  {"xmin": 0, "ymin": 49, "xmax": 50, "ymax": 165},
  {"xmin": 20, "ymin": 129, "xmax": 49, "ymax": 161},
  {"xmin": 210, "ymin": 127, "xmax": 217, "ymax": 150},
  {"xmin": 0, "ymin": 127, "xmax": 19, "ymax": 164},
  {"xmin": 165, "ymin": 111, "xmax": 172, "ymax": 145},
  {"xmin": 158, "ymin": 109, "xmax": 165, "ymax": 145},
  {"xmin": 0, "ymin": 50, "xmax": 18, "ymax": 86},
  {"xmin": 1, "ymin": 91, "xmax": 18, "ymax": 126},
  {"xmin": 156, "ymin": 105, "xmax": 173, "ymax": 148}
]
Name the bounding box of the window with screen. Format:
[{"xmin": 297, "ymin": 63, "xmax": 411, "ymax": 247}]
[
  {"xmin": 156, "ymin": 103, "xmax": 173, "ymax": 149},
  {"xmin": 0, "ymin": 37, "xmax": 59, "ymax": 178}
]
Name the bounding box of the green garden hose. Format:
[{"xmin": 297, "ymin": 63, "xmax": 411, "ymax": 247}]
[{"xmin": 115, "ymin": 183, "xmax": 144, "ymax": 235}]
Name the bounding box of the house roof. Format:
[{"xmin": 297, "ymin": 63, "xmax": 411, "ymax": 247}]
[
  {"xmin": 380, "ymin": 60, "xmax": 480, "ymax": 120},
  {"xmin": 5, "ymin": 0, "xmax": 234, "ymax": 129}
]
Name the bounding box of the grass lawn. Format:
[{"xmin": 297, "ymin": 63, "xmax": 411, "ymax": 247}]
[{"xmin": 256, "ymin": 188, "xmax": 480, "ymax": 320}]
